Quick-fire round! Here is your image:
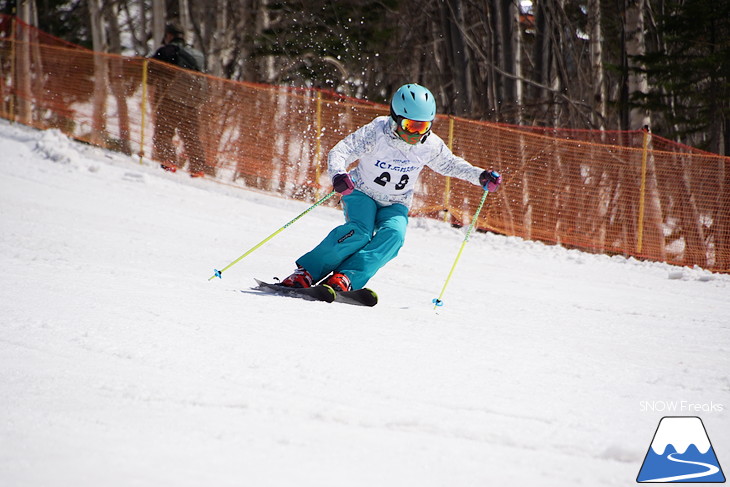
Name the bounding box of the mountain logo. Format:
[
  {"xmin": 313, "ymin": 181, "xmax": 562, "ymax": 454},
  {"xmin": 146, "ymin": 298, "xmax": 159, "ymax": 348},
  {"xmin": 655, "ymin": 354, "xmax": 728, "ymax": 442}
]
[{"xmin": 637, "ymin": 416, "xmax": 725, "ymax": 483}]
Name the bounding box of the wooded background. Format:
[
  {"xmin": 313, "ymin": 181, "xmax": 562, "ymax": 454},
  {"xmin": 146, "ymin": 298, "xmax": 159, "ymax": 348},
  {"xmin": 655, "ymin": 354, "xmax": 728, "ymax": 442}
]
[
  {"xmin": 2, "ymin": 4, "xmax": 729, "ymax": 271},
  {"xmin": 4, "ymin": 0, "xmax": 728, "ymax": 156}
]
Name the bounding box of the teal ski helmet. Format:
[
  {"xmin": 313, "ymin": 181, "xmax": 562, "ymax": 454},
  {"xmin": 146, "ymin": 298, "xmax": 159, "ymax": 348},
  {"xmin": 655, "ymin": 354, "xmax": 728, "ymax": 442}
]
[{"xmin": 390, "ymin": 83, "xmax": 437, "ymax": 122}]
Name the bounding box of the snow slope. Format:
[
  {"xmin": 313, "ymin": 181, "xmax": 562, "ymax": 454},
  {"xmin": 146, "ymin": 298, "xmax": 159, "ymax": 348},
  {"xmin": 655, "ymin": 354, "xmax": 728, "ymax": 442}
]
[{"xmin": 1, "ymin": 119, "xmax": 728, "ymax": 486}]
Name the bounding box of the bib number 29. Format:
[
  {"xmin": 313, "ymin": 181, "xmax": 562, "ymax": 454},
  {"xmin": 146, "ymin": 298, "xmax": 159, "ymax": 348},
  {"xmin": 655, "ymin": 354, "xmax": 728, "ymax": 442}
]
[{"xmin": 374, "ymin": 172, "xmax": 409, "ymax": 191}]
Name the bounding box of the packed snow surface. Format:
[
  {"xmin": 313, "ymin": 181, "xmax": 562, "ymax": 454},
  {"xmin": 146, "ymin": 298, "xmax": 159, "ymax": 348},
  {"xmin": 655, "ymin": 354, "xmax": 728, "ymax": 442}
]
[{"xmin": 1, "ymin": 120, "xmax": 728, "ymax": 486}]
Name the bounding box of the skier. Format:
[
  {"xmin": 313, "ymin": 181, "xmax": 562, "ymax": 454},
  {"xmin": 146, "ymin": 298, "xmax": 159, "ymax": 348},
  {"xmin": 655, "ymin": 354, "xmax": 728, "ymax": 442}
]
[
  {"xmin": 149, "ymin": 22, "xmax": 212, "ymax": 178},
  {"xmin": 280, "ymin": 83, "xmax": 502, "ymax": 292}
]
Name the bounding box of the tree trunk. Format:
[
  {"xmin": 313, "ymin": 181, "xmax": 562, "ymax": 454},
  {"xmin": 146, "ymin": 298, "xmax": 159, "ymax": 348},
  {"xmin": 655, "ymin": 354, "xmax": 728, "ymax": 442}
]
[
  {"xmin": 106, "ymin": 1, "xmax": 132, "ymax": 155},
  {"xmin": 510, "ymin": 0, "xmax": 523, "ymax": 124},
  {"xmin": 499, "ymin": 0, "xmax": 521, "ymax": 122},
  {"xmin": 440, "ymin": 0, "xmax": 471, "ymax": 116},
  {"xmin": 531, "ymin": 0, "xmax": 552, "ymax": 123},
  {"xmin": 550, "ymin": 1, "xmax": 562, "ymax": 128},
  {"xmin": 588, "ymin": 0, "xmax": 606, "ymax": 130},
  {"xmin": 209, "ymin": 0, "xmax": 237, "ymax": 78},
  {"xmin": 88, "ymin": 0, "xmax": 108, "ymax": 147},
  {"xmin": 179, "ymin": 0, "xmax": 192, "ymax": 33},
  {"xmin": 626, "ymin": 0, "xmax": 648, "ymax": 131},
  {"xmin": 16, "ymin": 0, "xmax": 37, "ymax": 125},
  {"xmin": 152, "ymin": 0, "xmax": 165, "ymax": 47}
]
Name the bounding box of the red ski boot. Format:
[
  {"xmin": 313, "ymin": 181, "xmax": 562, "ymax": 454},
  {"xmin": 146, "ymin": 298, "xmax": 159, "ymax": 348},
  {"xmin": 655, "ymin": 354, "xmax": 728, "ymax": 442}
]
[
  {"xmin": 325, "ymin": 272, "xmax": 351, "ymax": 292},
  {"xmin": 280, "ymin": 267, "xmax": 313, "ymax": 288}
]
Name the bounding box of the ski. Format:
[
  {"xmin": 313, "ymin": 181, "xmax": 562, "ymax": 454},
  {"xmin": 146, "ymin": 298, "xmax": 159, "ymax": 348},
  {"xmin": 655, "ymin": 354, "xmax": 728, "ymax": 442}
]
[
  {"xmin": 253, "ymin": 279, "xmax": 378, "ymax": 306},
  {"xmin": 254, "ymin": 279, "xmax": 336, "ymax": 303},
  {"xmin": 334, "ymin": 288, "xmax": 378, "ymax": 307}
]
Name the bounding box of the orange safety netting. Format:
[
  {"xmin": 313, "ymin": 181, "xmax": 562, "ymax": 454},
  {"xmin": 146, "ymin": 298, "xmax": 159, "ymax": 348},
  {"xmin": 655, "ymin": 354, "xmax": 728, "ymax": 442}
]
[{"xmin": 2, "ymin": 15, "xmax": 729, "ymax": 273}]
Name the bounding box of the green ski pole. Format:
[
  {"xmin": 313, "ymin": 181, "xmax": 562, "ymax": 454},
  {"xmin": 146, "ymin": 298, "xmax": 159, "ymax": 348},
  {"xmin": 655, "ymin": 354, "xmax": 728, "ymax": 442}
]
[
  {"xmin": 208, "ymin": 190, "xmax": 337, "ymax": 281},
  {"xmin": 432, "ymin": 189, "xmax": 490, "ymax": 309}
]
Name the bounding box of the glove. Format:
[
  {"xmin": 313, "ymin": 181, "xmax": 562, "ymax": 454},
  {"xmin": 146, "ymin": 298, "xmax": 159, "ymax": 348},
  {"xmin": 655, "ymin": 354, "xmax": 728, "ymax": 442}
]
[
  {"xmin": 332, "ymin": 173, "xmax": 354, "ymax": 196},
  {"xmin": 479, "ymin": 170, "xmax": 502, "ymax": 192}
]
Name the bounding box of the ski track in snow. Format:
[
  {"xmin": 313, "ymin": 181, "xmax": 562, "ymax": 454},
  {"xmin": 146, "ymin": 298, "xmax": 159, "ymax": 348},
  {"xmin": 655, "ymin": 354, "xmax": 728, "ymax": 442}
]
[{"xmin": 1, "ymin": 120, "xmax": 729, "ymax": 486}]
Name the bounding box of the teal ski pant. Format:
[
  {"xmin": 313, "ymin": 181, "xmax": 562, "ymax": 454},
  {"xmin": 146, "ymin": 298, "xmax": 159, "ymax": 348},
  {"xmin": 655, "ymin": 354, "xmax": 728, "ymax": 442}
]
[{"xmin": 297, "ymin": 190, "xmax": 409, "ymax": 290}]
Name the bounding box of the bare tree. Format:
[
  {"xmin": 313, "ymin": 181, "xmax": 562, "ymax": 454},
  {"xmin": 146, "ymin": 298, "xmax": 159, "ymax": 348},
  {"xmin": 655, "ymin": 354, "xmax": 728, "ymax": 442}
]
[
  {"xmin": 508, "ymin": 0, "xmax": 523, "ymax": 124},
  {"xmin": 496, "ymin": 0, "xmax": 522, "ymax": 121},
  {"xmin": 15, "ymin": 0, "xmax": 38, "ymax": 124},
  {"xmin": 103, "ymin": 1, "xmax": 133, "ymax": 154},
  {"xmin": 588, "ymin": 0, "xmax": 606, "ymax": 130},
  {"xmin": 152, "ymin": 0, "xmax": 165, "ymax": 49},
  {"xmin": 439, "ymin": 0, "xmax": 472, "ymax": 116},
  {"xmin": 530, "ymin": 0, "xmax": 553, "ymax": 123},
  {"xmin": 625, "ymin": 0, "xmax": 649, "ymax": 131},
  {"xmin": 88, "ymin": 0, "xmax": 109, "ymax": 146}
]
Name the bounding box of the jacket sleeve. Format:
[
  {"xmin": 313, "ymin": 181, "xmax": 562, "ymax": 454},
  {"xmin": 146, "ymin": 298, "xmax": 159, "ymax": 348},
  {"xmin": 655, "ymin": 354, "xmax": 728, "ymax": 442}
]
[
  {"xmin": 152, "ymin": 44, "xmax": 178, "ymax": 65},
  {"xmin": 327, "ymin": 121, "xmax": 379, "ymax": 179},
  {"xmin": 427, "ymin": 142, "xmax": 484, "ymax": 186}
]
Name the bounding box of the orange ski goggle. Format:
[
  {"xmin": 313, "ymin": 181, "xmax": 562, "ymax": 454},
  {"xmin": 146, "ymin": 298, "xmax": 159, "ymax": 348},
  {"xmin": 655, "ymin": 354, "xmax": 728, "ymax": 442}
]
[{"xmin": 398, "ymin": 117, "xmax": 432, "ymax": 135}]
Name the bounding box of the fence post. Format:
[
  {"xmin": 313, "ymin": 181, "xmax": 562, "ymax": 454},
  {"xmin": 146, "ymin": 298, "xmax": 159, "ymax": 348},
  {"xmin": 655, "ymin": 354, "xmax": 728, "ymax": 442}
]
[
  {"xmin": 314, "ymin": 90, "xmax": 323, "ymax": 198},
  {"xmin": 637, "ymin": 125, "xmax": 651, "ymax": 253},
  {"xmin": 443, "ymin": 115, "xmax": 455, "ymax": 222},
  {"xmin": 138, "ymin": 58, "xmax": 148, "ymax": 164}
]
